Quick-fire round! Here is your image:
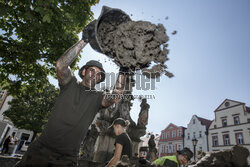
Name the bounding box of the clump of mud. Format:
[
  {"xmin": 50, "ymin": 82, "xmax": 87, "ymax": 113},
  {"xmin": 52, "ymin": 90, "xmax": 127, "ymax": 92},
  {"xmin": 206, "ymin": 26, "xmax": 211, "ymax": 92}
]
[
  {"xmin": 97, "ymin": 17, "xmax": 173, "ymax": 78},
  {"xmin": 189, "ymin": 145, "xmax": 249, "ymax": 167}
]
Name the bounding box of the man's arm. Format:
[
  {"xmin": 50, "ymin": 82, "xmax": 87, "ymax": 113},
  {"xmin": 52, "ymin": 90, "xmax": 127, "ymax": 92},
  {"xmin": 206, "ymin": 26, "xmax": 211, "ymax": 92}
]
[
  {"xmin": 105, "ymin": 143, "xmax": 123, "ymax": 167},
  {"xmin": 102, "ymin": 72, "xmax": 127, "ymax": 107},
  {"xmin": 56, "ymin": 40, "xmax": 87, "ymax": 86}
]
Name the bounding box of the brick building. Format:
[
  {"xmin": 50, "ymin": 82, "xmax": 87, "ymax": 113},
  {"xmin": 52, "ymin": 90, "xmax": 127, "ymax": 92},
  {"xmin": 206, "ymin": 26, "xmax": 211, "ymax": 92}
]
[{"xmin": 158, "ymin": 123, "xmax": 186, "ymax": 157}]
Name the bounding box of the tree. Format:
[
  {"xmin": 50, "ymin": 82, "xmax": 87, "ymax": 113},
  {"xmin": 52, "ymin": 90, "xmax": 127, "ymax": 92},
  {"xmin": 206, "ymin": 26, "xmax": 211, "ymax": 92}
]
[
  {"xmin": 3, "ymin": 81, "xmax": 59, "ymax": 140},
  {"xmin": 0, "ymin": 0, "xmax": 99, "ymax": 96}
]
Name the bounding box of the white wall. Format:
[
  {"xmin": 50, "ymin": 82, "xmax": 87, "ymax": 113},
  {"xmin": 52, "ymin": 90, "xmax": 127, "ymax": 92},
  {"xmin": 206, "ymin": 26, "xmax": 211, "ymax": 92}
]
[
  {"xmin": 0, "ymin": 121, "xmax": 13, "ymax": 145},
  {"xmin": 0, "ymin": 94, "xmax": 34, "ymax": 155},
  {"xmin": 209, "ymin": 100, "xmax": 250, "ymax": 164},
  {"xmin": 184, "ymin": 115, "xmax": 209, "ymax": 153}
]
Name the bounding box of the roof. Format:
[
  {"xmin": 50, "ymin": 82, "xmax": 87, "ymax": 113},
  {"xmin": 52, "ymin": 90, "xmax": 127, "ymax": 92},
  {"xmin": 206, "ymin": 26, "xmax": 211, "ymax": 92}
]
[
  {"xmin": 197, "ymin": 116, "xmax": 212, "ymax": 129},
  {"xmin": 180, "ymin": 126, "xmax": 187, "ymax": 129},
  {"xmin": 162, "ymin": 123, "xmax": 186, "ymax": 132},
  {"xmin": 214, "ymin": 99, "xmax": 245, "ymax": 112}
]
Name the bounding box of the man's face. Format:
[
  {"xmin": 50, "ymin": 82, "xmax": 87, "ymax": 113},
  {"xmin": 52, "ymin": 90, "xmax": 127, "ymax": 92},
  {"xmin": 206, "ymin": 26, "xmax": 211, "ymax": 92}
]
[
  {"xmin": 179, "ymin": 155, "xmax": 188, "ymax": 165},
  {"xmin": 113, "ymin": 124, "xmax": 121, "ymax": 136},
  {"xmin": 82, "ymin": 66, "xmax": 102, "ymax": 86}
]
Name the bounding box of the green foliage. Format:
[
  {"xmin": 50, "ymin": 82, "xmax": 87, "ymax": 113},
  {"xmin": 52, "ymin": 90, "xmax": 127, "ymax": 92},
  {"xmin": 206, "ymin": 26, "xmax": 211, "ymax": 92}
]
[
  {"xmin": 3, "ymin": 81, "xmax": 59, "ymax": 134},
  {"xmin": 0, "ymin": 0, "xmax": 99, "ymax": 96}
]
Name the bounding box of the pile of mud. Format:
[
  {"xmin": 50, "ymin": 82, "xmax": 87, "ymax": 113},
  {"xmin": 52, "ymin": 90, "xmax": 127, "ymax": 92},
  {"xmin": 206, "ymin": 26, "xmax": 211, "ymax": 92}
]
[
  {"xmin": 96, "ymin": 7, "xmax": 173, "ymax": 78},
  {"xmin": 189, "ymin": 145, "xmax": 249, "ymax": 167},
  {"xmin": 108, "ymin": 145, "xmax": 249, "ymax": 167}
]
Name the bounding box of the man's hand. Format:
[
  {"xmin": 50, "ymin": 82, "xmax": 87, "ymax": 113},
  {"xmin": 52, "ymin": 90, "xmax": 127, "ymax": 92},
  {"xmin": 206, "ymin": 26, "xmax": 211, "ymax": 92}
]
[
  {"xmin": 82, "ymin": 28, "xmax": 89, "ymax": 43},
  {"xmin": 119, "ymin": 66, "xmax": 130, "ymax": 74},
  {"xmin": 102, "ymin": 67, "xmax": 128, "ymax": 108}
]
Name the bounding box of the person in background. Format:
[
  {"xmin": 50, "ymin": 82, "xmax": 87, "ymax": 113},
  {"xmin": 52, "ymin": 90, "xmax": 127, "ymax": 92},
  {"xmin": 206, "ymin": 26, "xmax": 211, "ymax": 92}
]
[
  {"xmin": 1, "ymin": 136, "xmax": 12, "ymax": 155},
  {"xmin": 152, "ymin": 147, "xmax": 193, "ymax": 167},
  {"xmin": 106, "ymin": 118, "xmax": 132, "ymax": 167}
]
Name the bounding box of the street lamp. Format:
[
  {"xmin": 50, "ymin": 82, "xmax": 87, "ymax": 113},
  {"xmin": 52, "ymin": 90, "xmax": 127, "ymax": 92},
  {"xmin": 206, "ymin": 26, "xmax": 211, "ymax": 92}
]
[{"xmin": 192, "ymin": 138, "xmax": 198, "ymax": 161}]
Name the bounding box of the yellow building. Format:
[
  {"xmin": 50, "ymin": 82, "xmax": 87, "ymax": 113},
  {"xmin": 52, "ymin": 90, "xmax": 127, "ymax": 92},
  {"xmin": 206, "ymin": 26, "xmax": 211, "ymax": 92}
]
[{"xmin": 209, "ymin": 99, "xmax": 250, "ymax": 164}]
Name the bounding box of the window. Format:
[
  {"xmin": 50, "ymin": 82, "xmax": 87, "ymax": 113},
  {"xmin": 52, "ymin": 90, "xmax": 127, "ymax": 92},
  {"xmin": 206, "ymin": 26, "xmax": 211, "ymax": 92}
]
[
  {"xmin": 166, "ymin": 145, "xmax": 168, "ymax": 153},
  {"xmin": 222, "ymin": 119, "xmax": 227, "ymax": 127},
  {"xmin": 193, "ymin": 119, "xmax": 196, "ymax": 124},
  {"xmin": 247, "ymin": 119, "xmax": 250, "ymax": 123},
  {"xmin": 235, "ymin": 133, "xmax": 244, "ymax": 145},
  {"xmin": 0, "ymin": 90, "xmax": 5, "ymax": 99},
  {"xmin": 159, "ymin": 145, "xmax": 164, "ymax": 153},
  {"xmin": 166, "ymin": 132, "xmax": 169, "ymax": 139},
  {"xmin": 214, "ymin": 125, "xmax": 217, "ymax": 128},
  {"xmin": 161, "ymin": 145, "xmax": 164, "ymax": 153},
  {"xmin": 162, "ymin": 133, "xmax": 167, "ymax": 139},
  {"xmin": 178, "ymin": 144, "xmax": 182, "ymax": 151},
  {"xmin": 223, "ymin": 134, "xmax": 230, "ymax": 145},
  {"xmin": 172, "ymin": 130, "xmax": 176, "ymax": 138},
  {"xmin": 212, "ymin": 136, "xmax": 218, "ymax": 146},
  {"xmin": 234, "ymin": 116, "xmax": 240, "ymax": 125},
  {"xmin": 193, "ymin": 132, "xmax": 196, "ymax": 139},
  {"xmin": 187, "ymin": 133, "xmax": 190, "ymax": 140},
  {"xmin": 199, "ymin": 131, "xmax": 202, "ymax": 138},
  {"xmin": 177, "ymin": 129, "xmax": 182, "ymax": 137},
  {"xmin": 161, "ymin": 133, "xmax": 164, "ymax": 139},
  {"xmin": 169, "ymin": 145, "xmax": 172, "ymax": 153},
  {"xmin": 20, "ymin": 133, "xmax": 30, "ymax": 140},
  {"xmin": 225, "ymin": 102, "xmax": 230, "ymax": 107},
  {"xmin": 173, "ymin": 145, "xmax": 176, "ymax": 152}
]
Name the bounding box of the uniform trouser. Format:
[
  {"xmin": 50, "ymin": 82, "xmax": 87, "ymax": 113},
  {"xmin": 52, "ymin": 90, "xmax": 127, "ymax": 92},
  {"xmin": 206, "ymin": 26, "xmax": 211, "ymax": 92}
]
[
  {"xmin": 15, "ymin": 140, "xmax": 78, "ymax": 167},
  {"xmin": 2, "ymin": 143, "xmax": 9, "ymax": 154}
]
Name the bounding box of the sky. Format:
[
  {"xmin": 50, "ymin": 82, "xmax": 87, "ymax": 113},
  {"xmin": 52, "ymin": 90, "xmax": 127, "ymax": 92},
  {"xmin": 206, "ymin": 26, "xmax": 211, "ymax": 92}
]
[{"xmin": 50, "ymin": 0, "xmax": 250, "ymax": 135}]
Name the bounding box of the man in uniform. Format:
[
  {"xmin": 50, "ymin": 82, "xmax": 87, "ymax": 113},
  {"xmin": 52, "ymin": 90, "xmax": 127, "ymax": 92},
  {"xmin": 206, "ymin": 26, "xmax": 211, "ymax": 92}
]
[
  {"xmin": 16, "ymin": 28, "xmax": 128, "ymax": 167},
  {"xmin": 153, "ymin": 147, "xmax": 193, "ymax": 167}
]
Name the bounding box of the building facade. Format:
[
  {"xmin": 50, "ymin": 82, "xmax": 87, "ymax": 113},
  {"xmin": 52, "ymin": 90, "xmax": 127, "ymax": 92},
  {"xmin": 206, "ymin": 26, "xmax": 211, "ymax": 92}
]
[
  {"xmin": 158, "ymin": 123, "xmax": 186, "ymax": 157},
  {"xmin": 184, "ymin": 115, "xmax": 212, "ymax": 154},
  {"xmin": 208, "ymin": 99, "xmax": 250, "ymax": 163},
  {"xmin": 0, "ymin": 88, "xmax": 34, "ymax": 155}
]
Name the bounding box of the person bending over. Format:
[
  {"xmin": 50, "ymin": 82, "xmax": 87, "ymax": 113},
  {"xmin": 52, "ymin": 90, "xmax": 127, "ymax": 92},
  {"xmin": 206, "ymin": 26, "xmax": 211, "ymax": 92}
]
[
  {"xmin": 106, "ymin": 118, "xmax": 132, "ymax": 167},
  {"xmin": 152, "ymin": 147, "xmax": 193, "ymax": 167}
]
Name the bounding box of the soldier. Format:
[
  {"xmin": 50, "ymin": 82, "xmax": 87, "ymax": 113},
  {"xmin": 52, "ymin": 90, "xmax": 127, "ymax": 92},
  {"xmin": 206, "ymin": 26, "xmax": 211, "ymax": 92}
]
[
  {"xmin": 106, "ymin": 118, "xmax": 132, "ymax": 167},
  {"xmin": 1, "ymin": 136, "xmax": 12, "ymax": 155},
  {"xmin": 15, "ymin": 28, "xmax": 129, "ymax": 167},
  {"xmin": 153, "ymin": 148, "xmax": 193, "ymax": 167}
]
